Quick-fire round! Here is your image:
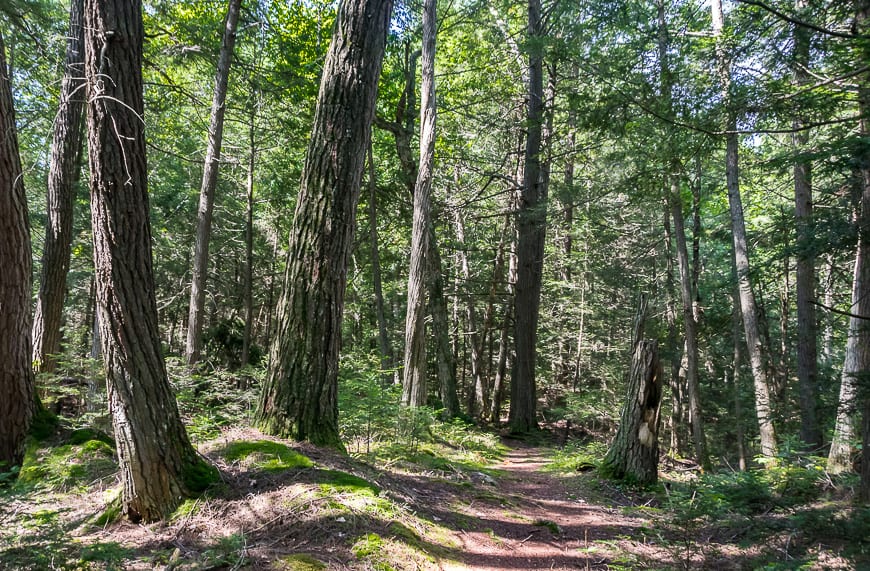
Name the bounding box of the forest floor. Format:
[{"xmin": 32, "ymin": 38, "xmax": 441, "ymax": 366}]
[{"xmin": 1, "ymin": 424, "xmax": 866, "ymax": 570}]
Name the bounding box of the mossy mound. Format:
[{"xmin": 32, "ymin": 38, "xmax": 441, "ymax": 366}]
[
  {"xmin": 273, "ymin": 553, "xmax": 326, "ymax": 570},
  {"xmin": 318, "ymin": 469, "xmax": 380, "ymax": 495},
  {"xmin": 19, "ymin": 439, "xmax": 117, "ymax": 491},
  {"xmin": 219, "ymin": 440, "xmax": 313, "ymax": 472}
]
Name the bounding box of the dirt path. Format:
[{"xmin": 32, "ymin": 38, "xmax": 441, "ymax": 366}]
[{"xmin": 441, "ymin": 441, "xmax": 645, "ymax": 570}]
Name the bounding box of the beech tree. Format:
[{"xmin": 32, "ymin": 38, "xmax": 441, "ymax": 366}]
[
  {"xmin": 83, "ymin": 0, "xmax": 213, "ymax": 521},
  {"xmin": 256, "ymin": 0, "xmax": 393, "ymax": 447},
  {"xmin": 0, "ymin": 28, "xmax": 33, "ymax": 474}
]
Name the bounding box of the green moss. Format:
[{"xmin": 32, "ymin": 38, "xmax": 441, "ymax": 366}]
[
  {"xmin": 318, "ymin": 469, "xmax": 380, "ymax": 495},
  {"xmin": 273, "ymin": 553, "xmax": 327, "ymax": 570},
  {"xmin": 171, "ymin": 498, "xmax": 201, "ymax": 520},
  {"xmin": 182, "ymin": 458, "xmax": 220, "ymax": 493},
  {"xmin": 533, "ymin": 519, "xmax": 562, "ymax": 535},
  {"xmin": 92, "ymin": 493, "xmax": 122, "ymax": 527},
  {"xmin": 19, "ymin": 440, "xmax": 117, "ymax": 490},
  {"xmin": 220, "ymin": 440, "xmax": 313, "ymax": 472},
  {"xmin": 69, "ymin": 428, "xmax": 114, "ymax": 447},
  {"xmin": 352, "ymin": 533, "xmax": 385, "ymax": 558}
]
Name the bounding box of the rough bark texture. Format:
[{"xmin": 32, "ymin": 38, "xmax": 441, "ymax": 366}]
[
  {"xmin": 429, "ymin": 231, "xmax": 461, "ymax": 418},
  {"xmin": 792, "ymin": 0, "xmax": 822, "ymax": 449},
  {"xmin": 601, "ymin": 339, "xmax": 663, "ymax": 485},
  {"xmin": 32, "ymin": 0, "xmax": 85, "ymax": 375},
  {"xmin": 256, "ymin": 0, "xmax": 393, "ymax": 447},
  {"xmin": 84, "ymin": 0, "xmax": 209, "ymax": 522},
  {"xmin": 0, "ymin": 30, "xmax": 34, "ymax": 473},
  {"xmin": 241, "ymin": 110, "xmax": 255, "ymax": 369},
  {"xmin": 713, "ymin": 0, "xmax": 777, "ymax": 458},
  {"xmin": 186, "ymin": 0, "xmax": 242, "ymax": 366},
  {"xmin": 402, "ymin": 0, "xmax": 436, "ymax": 407},
  {"xmin": 510, "ymin": 0, "xmax": 546, "ymax": 433}
]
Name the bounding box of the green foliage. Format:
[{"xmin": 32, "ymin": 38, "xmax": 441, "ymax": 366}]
[
  {"xmin": 218, "ymin": 440, "xmax": 313, "ymax": 472},
  {"xmin": 547, "ymin": 440, "xmax": 608, "ymax": 472},
  {"xmin": 352, "ymin": 533, "xmax": 386, "ymax": 559},
  {"xmin": 181, "ymin": 458, "xmax": 220, "ymax": 493},
  {"xmin": 19, "ymin": 439, "xmax": 117, "ymax": 492},
  {"xmin": 29, "ymin": 401, "xmax": 58, "ymax": 441},
  {"xmin": 200, "ymin": 533, "xmax": 248, "ymax": 568},
  {"xmin": 339, "ymin": 361, "xmax": 402, "ymax": 454}
]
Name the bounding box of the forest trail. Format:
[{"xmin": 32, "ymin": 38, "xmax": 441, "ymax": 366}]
[{"xmin": 442, "ymin": 440, "xmax": 643, "ymax": 571}]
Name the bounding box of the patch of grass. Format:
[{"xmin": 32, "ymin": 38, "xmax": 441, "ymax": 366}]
[
  {"xmin": 318, "ymin": 469, "xmax": 380, "ymax": 495},
  {"xmin": 274, "ymin": 553, "xmax": 327, "ymax": 570},
  {"xmin": 201, "ymin": 533, "xmax": 248, "ymax": 568},
  {"xmin": 90, "ymin": 491, "xmax": 122, "ymax": 527},
  {"xmin": 219, "ymin": 440, "xmax": 313, "ymax": 472},
  {"xmin": 547, "ymin": 440, "xmax": 607, "ymax": 472},
  {"xmin": 80, "ymin": 541, "xmax": 133, "ymax": 568},
  {"xmin": 19, "ymin": 439, "xmax": 117, "ymax": 491},
  {"xmin": 533, "ymin": 518, "xmax": 562, "ymax": 535},
  {"xmin": 352, "ymin": 533, "xmax": 386, "ymax": 558},
  {"xmin": 171, "ymin": 498, "xmax": 201, "ymax": 521},
  {"xmin": 68, "ymin": 428, "xmax": 114, "ymax": 447}
]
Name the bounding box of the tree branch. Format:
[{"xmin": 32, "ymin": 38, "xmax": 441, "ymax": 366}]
[
  {"xmin": 811, "ymin": 300, "xmax": 870, "ymax": 321},
  {"xmin": 736, "ymin": 0, "xmax": 863, "ymax": 40}
]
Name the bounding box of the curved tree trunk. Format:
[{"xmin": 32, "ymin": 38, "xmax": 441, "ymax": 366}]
[
  {"xmin": 510, "ymin": 0, "xmax": 546, "ymax": 434},
  {"xmin": 186, "ymin": 0, "xmax": 243, "ymax": 366},
  {"xmin": 256, "ymin": 0, "xmax": 393, "ymax": 448},
  {"xmin": 712, "ymin": 0, "xmax": 777, "ymax": 458},
  {"xmin": 0, "ymin": 29, "xmax": 34, "ymax": 473},
  {"xmin": 32, "ymin": 0, "xmax": 85, "ymax": 375},
  {"xmin": 84, "ymin": 0, "xmax": 210, "ymax": 522},
  {"xmin": 601, "ymin": 333, "xmax": 663, "ymax": 485}
]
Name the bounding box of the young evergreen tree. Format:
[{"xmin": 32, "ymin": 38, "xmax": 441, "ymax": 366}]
[
  {"xmin": 0, "ymin": 28, "xmax": 33, "ymax": 474},
  {"xmin": 83, "ymin": 0, "xmax": 213, "ymax": 521},
  {"xmin": 256, "ymin": 0, "xmax": 393, "ymax": 447}
]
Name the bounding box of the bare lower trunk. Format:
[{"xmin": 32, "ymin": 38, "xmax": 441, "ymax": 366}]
[
  {"xmin": 367, "ymin": 145, "xmax": 393, "ymax": 382},
  {"xmin": 256, "ymin": 0, "xmax": 393, "ymax": 447},
  {"xmin": 0, "ymin": 30, "xmax": 34, "ymax": 472},
  {"xmin": 186, "ymin": 0, "xmax": 242, "ymax": 365},
  {"xmin": 32, "ymin": 0, "xmax": 85, "ymax": 375},
  {"xmin": 241, "ymin": 111, "xmax": 255, "ymax": 369}
]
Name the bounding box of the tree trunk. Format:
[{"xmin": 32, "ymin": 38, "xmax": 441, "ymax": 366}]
[
  {"xmin": 712, "ymin": 0, "xmax": 777, "ymax": 458},
  {"xmin": 367, "ymin": 144, "xmax": 393, "ymax": 382},
  {"xmin": 241, "ymin": 105, "xmax": 255, "ymax": 369},
  {"xmin": 402, "ymin": 0, "xmax": 437, "ymax": 408},
  {"xmin": 0, "ymin": 29, "xmax": 34, "ymax": 473},
  {"xmin": 256, "ymin": 0, "xmax": 393, "ymax": 447},
  {"xmin": 84, "ymin": 0, "xmax": 211, "ymax": 521},
  {"xmin": 186, "ymin": 0, "xmax": 242, "ymax": 366},
  {"xmin": 32, "ymin": 0, "xmax": 85, "ymax": 375},
  {"xmin": 601, "ymin": 301, "xmax": 663, "ymax": 485},
  {"xmin": 510, "ymin": 0, "xmax": 546, "ymax": 434},
  {"xmin": 429, "ymin": 230, "xmax": 461, "ymax": 418}
]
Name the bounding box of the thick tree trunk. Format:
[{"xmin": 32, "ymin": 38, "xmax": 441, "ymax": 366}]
[
  {"xmin": 713, "ymin": 0, "xmax": 777, "ymax": 458},
  {"xmin": 186, "ymin": 0, "xmax": 242, "ymax": 366},
  {"xmin": 402, "ymin": 0, "xmax": 437, "ymax": 407},
  {"xmin": 510, "ymin": 0, "xmax": 546, "ymax": 433},
  {"xmin": 367, "ymin": 145, "xmax": 393, "ymax": 382},
  {"xmin": 84, "ymin": 0, "xmax": 210, "ymax": 521},
  {"xmin": 0, "ymin": 30, "xmax": 34, "ymax": 473},
  {"xmin": 601, "ymin": 332, "xmax": 663, "ymax": 485},
  {"xmin": 32, "ymin": 0, "xmax": 85, "ymax": 375},
  {"xmin": 256, "ymin": 0, "xmax": 392, "ymax": 447}
]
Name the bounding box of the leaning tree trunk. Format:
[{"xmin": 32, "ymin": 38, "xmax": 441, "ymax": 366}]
[
  {"xmin": 402, "ymin": 0, "xmax": 437, "ymax": 407},
  {"xmin": 32, "ymin": 0, "xmax": 85, "ymax": 375},
  {"xmin": 712, "ymin": 0, "xmax": 777, "ymax": 458},
  {"xmin": 256, "ymin": 0, "xmax": 393, "ymax": 448},
  {"xmin": 510, "ymin": 0, "xmax": 546, "ymax": 434},
  {"xmin": 601, "ymin": 303, "xmax": 663, "ymax": 486},
  {"xmin": 0, "ymin": 29, "xmax": 34, "ymax": 473},
  {"xmin": 186, "ymin": 0, "xmax": 242, "ymax": 366},
  {"xmin": 84, "ymin": 0, "xmax": 212, "ymax": 522}
]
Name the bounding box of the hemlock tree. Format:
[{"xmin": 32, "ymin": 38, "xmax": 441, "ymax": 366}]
[
  {"xmin": 0, "ymin": 28, "xmax": 33, "ymax": 474},
  {"xmin": 32, "ymin": 0, "xmax": 85, "ymax": 375},
  {"xmin": 510, "ymin": 0, "xmax": 546, "ymax": 434},
  {"xmin": 402, "ymin": 0, "xmax": 437, "ymax": 408},
  {"xmin": 186, "ymin": 0, "xmax": 243, "ymax": 366},
  {"xmin": 256, "ymin": 0, "xmax": 393, "ymax": 447},
  {"xmin": 84, "ymin": 0, "xmax": 213, "ymax": 521}
]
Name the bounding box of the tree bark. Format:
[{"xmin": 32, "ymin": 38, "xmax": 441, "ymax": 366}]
[
  {"xmin": 402, "ymin": 0, "xmax": 437, "ymax": 408},
  {"xmin": 32, "ymin": 0, "xmax": 85, "ymax": 375},
  {"xmin": 0, "ymin": 29, "xmax": 34, "ymax": 474},
  {"xmin": 241, "ymin": 104, "xmax": 256, "ymax": 369},
  {"xmin": 84, "ymin": 0, "xmax": 210, "ymax": 521},
  {"xmin": 255, "ymin": 0, "xmax": 393, "ymax": 447},
  {"xmin": 510, "ymin": 0, "xmax": 546, "ymax": 433},
  {"xmin": 712, "ymin": 0, "xmax": 778, "ymax": 458},
  {"xmin": 601, "ymin": 299, "xmax": 663, "ymax": 485},
  {"xmin": 186, "ymin": 0, "xmax": 242, "ymax": 366},
  {"xmin": 367, "ymin": 144, "xmax": 393, "ymax": 382}
]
